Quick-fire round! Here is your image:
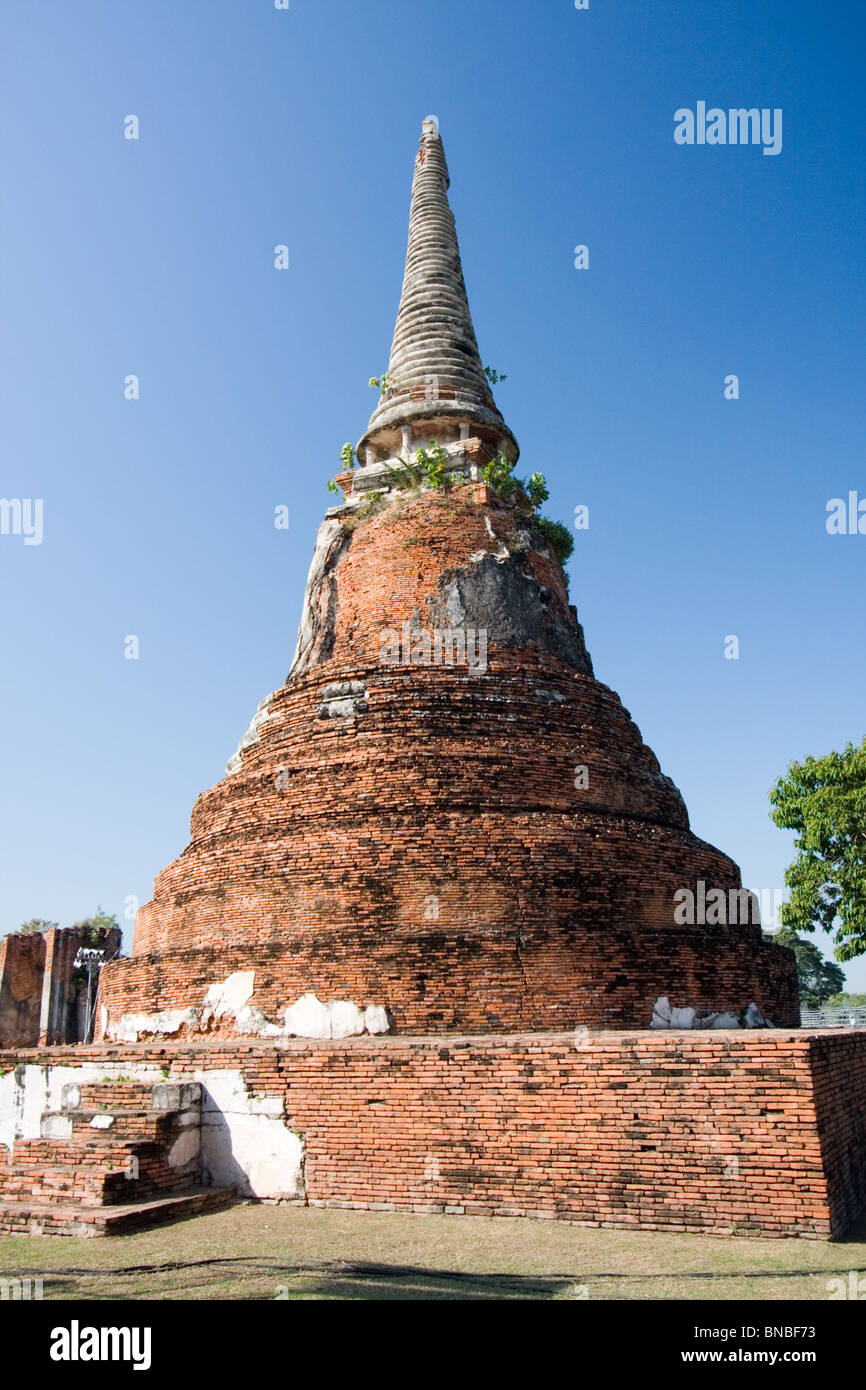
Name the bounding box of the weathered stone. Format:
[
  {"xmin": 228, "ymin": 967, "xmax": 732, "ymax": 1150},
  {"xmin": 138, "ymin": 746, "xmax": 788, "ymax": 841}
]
[
  {"xmin": 225, "ymin": 695, "xmax": 275, "ymax": 776},
  {"xmin": 327, "ymin": 1000, "xmax": 366, "ymax": 1039},
  {"xmin": 61, "ymin": 1083, "xmax": 81, "ymax": 1112},
  {"xmin": 364, "ymin": 1005, "xmax": 390, "ymax": 1035},
  {"xmin": 670, "ymin": 1006, "xmax": 697, "ymax": 1029},
  {"xmin": 743, "ymin": 1002, "xmax": 770, "ymax": 1028},
  {"xmin": 40, "ymin": 1113, "xmax": 71, "ymax": 1140},
  {"xmin": 357, "ymin": 119, "xmax": 518, "ymax": 465},
  {"xmin": 283, "ymin": 993, "xmax": 331, "ymax": 1039},
  {"xmin": 650, "ymin": 997, "xmax": 672, "ymax": 1028}
]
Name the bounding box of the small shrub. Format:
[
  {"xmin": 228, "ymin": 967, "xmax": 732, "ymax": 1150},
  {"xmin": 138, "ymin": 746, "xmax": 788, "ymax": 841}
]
[
  {"xmin": 416, "ymin": 441, "xmax": 452, "ymax": 491},
  {"xmin": 480, "ymin": 451, "xmax": 518, "ymax": 500},
  {"xmin": 527, "ymin": 472, "xmax": 549, "ymax": 510},
  {"xmin": 535, "ymin": 516, "xmax": 574, "ymax": 566}
]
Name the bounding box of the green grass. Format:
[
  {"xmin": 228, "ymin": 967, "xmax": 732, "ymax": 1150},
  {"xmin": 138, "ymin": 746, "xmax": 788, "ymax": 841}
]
[{"xmin": 1, "ymin": 1204, "xmax": 865, "ymax": 1300}]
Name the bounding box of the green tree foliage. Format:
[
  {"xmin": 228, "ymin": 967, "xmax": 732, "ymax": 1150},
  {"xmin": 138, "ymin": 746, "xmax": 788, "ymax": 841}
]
[
  {"xmin": 769, "ymin": 739, "xmax": 866, "ymax": 960},
  {"xmin": 18, "ymin": 918, "xmax": 59, "ymax": 935},
  {"xmin": 773, "ymin": 928, "xmax": 846, "ymax": 1007},
  {"xmin": 826, "ymin": 992, "xmax": 866, "ymax": 1007},
  {"xmin": 70, "ymin": 906, "xmax": 120, "ymax": 948}
]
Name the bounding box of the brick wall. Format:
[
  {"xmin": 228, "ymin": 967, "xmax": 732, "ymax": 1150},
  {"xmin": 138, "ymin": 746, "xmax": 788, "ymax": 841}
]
[
  {"xmin": 0, "ymin": 927, "xmax": 121, "ymax": 1046},
  {"xmin": 808, "ymin": 1032, "xmax": 866, "ymax": 1236},
  {"xmin": 4, "ymin": 1030, "xmax": 864, "ymax": 1238},
  {"xmin": 0, "ymin": 933, "xmax": 45, "ymax": 1047}
]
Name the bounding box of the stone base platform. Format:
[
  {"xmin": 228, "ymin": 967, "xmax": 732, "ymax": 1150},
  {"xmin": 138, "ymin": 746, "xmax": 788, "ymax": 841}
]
[{"xmin": 1, "ymin": 1030, "xmax": 864, "ymax": 1239}]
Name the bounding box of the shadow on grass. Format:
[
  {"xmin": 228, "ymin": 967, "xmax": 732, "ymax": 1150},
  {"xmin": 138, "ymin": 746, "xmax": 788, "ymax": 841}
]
[
  {"xmin": 28, "ymin": 1260, "xmax": 581, "ymax": 1301},
  {"xmin": 13, "ymin": 1251, "xmax": 866, "ymax": 1302}
]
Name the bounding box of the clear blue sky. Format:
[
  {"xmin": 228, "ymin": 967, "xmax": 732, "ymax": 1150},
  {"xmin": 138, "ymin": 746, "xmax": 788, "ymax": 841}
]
[{"xmin": 2, "ymin": 1, "xmax": 864, "ymax": 988}]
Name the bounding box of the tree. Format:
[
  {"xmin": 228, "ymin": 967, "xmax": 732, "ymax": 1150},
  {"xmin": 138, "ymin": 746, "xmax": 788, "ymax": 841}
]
[
  {"xmin": 18, "ymin": 918, "xmax": 59, "ymax": 935},
  {"xmin": 70, "ymin": 906, "xmax": 120, "ymax": 948},
  {"xmin": 769, "ymin": 738, "xmax": 866, "ymax": 961},
  {"xmin": 825, "ymin": 992, "xmax": 866, "ymax": 1008},
  {"xmin": 773, "ymin": 928, "xmax": 846, "ymax": 1008}
]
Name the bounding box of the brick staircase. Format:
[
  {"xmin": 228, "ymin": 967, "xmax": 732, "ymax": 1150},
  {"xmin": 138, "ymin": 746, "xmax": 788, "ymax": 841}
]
[{"xmin": 0, "ymin": 1078, "xmax": 232, "ymax": 1236}]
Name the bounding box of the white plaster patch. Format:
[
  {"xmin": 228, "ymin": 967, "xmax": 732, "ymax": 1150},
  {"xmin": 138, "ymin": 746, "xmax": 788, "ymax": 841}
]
[
  {"xmin": 233, "ymin": 1004, "xmax": 284, "ymax": 1039},
  {"xmin": 327, "ymin": 1000, "xmax": 366, "ymax": 1039},
  {"xmin": 107, "ymin": 1008, "xmax": 201, "ymax": 1043},
  {"xmin": 199, "ymin": 972, "xmax": 283, "ymax": 1039},
  {"xmin": 284, "ymin": 992, "xmax": 331, "ymax": 1039},
  {"xmin": 103, "ymin": 980, "xmax": 390, "ymax": 1045},
  {"xmin": 283, "ymin": 993, "xmax": 385, "ymax": 1039},
  {"xmin": 195, "ymin": 1069, "xmax": 303, "ymax": 1199},
  {"xmin": 204, "ymin": 971, "xmax": 255, "ymax": 1020},
  {"xmin": 364, "ymin": 1005, "xmax": 390, "ymax": 1035},
  {"xmin": 90, "ymin": 1114, "xmax": 114, "ymax": 1130},
  {"xmin": 225, "ymin": 692, "xmax": 276, "ymax": 776}
]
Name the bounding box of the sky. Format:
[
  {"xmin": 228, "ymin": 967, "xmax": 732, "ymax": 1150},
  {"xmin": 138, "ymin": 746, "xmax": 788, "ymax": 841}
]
[{"xmin": 1, "ymin": 0, "xmax": 864, "ymax": 988}]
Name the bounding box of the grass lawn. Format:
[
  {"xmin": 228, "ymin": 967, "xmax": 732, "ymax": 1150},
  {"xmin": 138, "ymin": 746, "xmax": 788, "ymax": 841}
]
[{"xmin": 1, "ymin": 1204, "xmax": 865, "ymax": 1300}]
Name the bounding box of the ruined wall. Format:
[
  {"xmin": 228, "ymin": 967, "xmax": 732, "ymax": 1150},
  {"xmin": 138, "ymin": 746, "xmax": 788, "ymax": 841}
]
[
  {"xmin": 0, "ymin": 927, "xmax": 121, "ymax": 1047},
  {"xmin": 3, "ymin": 1031, "xmax": 864, "ymax": 1238},
  {"xmin": 0, "ymin": 934, "xmax": 45, "ymax": 1047}
]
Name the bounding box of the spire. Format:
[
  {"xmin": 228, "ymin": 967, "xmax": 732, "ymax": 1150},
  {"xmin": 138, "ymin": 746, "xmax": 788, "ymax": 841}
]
[{"xmin": 357, "ymin": 119, "xmax": 518, "ymax": 464}]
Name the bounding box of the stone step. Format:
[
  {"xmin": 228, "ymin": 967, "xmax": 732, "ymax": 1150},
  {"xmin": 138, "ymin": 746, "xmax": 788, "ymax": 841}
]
[
  {"xmin": 11, "ymin": 1136, "xmax": 160, "ymax": 1166},
  {"xmin": 4, "ymin": 1137, "xmax": 199, "ymax": 1207},
  {"xmin": 1, "ymin": 1162, "xmax": 160, "ymax": 1204},
  {"xmin": 0, "ymin": 1186, "xmax": 233, "ymax": 1237},
  {"xmin": 69, "ymin": 1080, "xmax": 201, "ymax": 1113},
  {"xmin": 0, "ymin": 1077, "xmax": 207, "ymax": 1230},
  {"xmin": 41, "ymin": 1108, "xmax": 173, "ymax": 1142}
]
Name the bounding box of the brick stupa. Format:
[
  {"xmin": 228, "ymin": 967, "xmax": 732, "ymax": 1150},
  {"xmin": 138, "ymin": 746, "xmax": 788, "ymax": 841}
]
[
  {"xmin": 100, "ymin": 119, "xmax": 798, "ymax": 1041},
  {"xmin": 5, "ymin": 122, "xmax": 866, "ymax": 1246}
]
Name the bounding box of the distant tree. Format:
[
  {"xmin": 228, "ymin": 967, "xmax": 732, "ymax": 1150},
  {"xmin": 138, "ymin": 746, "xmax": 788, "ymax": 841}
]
[
  {"xmin": 825, "ymin": 992, "xmax": 866, "ymax": 1008},
  {"xmin": 769, "ymin": 739, "xmax": 866, "ymax": 961},
  {"xmin": 774, "ymin": 928, "xmax": 846, "ymax": 1008},
  {"xmin": 70, "ymin": 906, "xmax": 120, "ymax": 948},
  {"xmin": 18, "ymin": 918, "xmax": 59, "ymax": 935}
]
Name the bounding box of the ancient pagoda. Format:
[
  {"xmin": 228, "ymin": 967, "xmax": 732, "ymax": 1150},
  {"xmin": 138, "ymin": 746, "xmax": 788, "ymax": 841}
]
[
  {"xmin": 99, "ymin": 119, "xmax": 797, "ymax": 1041},
  {"xmin": 6, "ymin": 122, "xmax": 866, "ymax": 1247}
]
